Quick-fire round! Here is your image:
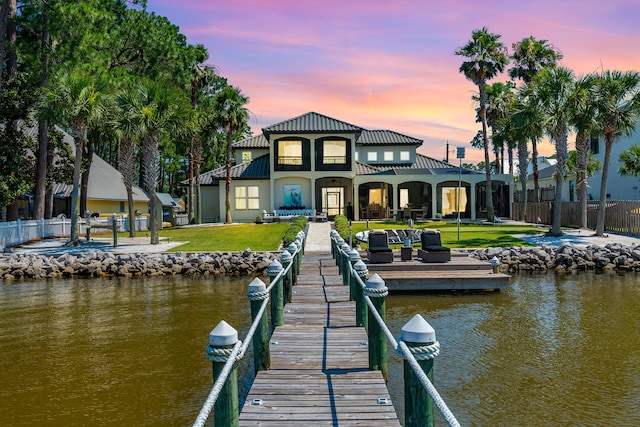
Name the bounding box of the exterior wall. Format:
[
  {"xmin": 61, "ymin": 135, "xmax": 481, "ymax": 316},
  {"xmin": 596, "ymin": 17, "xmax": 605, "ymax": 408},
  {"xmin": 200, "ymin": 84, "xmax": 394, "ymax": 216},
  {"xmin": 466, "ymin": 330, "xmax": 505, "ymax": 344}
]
[
  {"xmin": 355, "ymin": 145, "xmax": 415, "ymax": 165},
  {"xmin": 201, "ymin": 186, "xmax": 220, "ymax": 223},
  {"xmin": 269, "ymin": 132, "xmax": 358, "ymax": 213},
  {"xmin": 235, "ymin": 148, "xmax": 269, "ymax": 165},
  {"xmin": 87, "ymin": 200, "xmax": 149, "ymax": 216},
  {"xmin": 218, "ymin": 179, "xmax": 271, "ymax": 223},
  {"xmin": 589, "ymin": 134, "xmax": 640, "ymax": 200}
]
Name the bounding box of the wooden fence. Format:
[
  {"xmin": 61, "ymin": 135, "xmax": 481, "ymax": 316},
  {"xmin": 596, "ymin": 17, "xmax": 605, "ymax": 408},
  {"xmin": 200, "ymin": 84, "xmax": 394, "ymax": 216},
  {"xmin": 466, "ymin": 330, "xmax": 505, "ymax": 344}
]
[{"xmin": 512, "ymin": 200, "xmax": 640, "ymax": 236}]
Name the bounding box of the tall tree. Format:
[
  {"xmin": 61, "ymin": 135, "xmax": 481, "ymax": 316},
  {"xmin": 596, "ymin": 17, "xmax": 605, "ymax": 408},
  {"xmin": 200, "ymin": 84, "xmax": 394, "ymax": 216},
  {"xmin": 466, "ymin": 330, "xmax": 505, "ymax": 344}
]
[
  {"xmin": 569, "ymin": 74, "xmax": 599, "ymax": 228},
  {"xmin": 44, "ymin": 70, "xmax": 107, "ymax": 244},
  {"xmin": 456, "ymin": 27, "xmax": 508, "ymax": 221},
  {"xmin": 212, "ymin": 85, "xmax": 250, "ymax": 224},
  {"xmin": 127, "ymin": 80, "xmax": 190, "ymax": 244},
  {"xmin": 592, "ymin": 70, "xmax": 640, "ymax": 235},
  {"xmin": 509, "ymin": 36, "xmax": 563, "ymax": 202},
  {"xmin": 534, "ymin": 67, "xmax": 575, "ymax": 236}
]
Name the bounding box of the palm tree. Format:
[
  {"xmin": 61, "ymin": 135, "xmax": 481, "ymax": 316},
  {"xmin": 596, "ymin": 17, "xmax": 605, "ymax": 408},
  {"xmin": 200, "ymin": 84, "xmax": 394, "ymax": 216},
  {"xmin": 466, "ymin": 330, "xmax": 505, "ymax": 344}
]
[
  {"xmin": 569, "ymin": 74, "xmax": 599, "ymax": 228},
  {"xmin": 485, "ymin": 81, "xmax": 516, "ymax": 173},
  {"xmin": 126, "ymin": 80, "xmax": 191, "ymax": 244},
  {"xmin": 456, "ymin": 27, "xmax": 508, "ymax": 221},
  {"xmin": 112, "ymin": 84, "xmax": 144, "ymax": 237},
  {"xmin": 618, "ymin": 144, "xmax": 640, "ymax": 178},
  {"xmin": 44, "ymin": 70, "xmax": 106, "ymax": 244},
  {"xmin": 534, "ymin": 66, "xmax": 575, "ymax": 236},
  {"xmin": 592, "ymin": 70, "xmax": 640, "ymax": 236},
  {"xmin": 212, "ymin": 85, "xmax": 250, "ymax": 224},
  {"xmin": 509, "ymin": 36, "xmax": 563, "ymax": 202}
]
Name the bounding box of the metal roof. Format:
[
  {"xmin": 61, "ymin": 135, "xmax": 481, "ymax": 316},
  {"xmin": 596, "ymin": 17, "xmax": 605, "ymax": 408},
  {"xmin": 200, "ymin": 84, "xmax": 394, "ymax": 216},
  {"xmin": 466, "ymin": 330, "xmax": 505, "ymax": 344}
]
[
  {"xmin": 357, "ymin": 129, "xmax": 422, "ymax": 146},
  {"xmin": 232, "ymin": 134, "xmax": 269, "ymax": 149},
  {"xmin": 21, "ymin": 124, "xmax": 149, "ymax": 202},
  {"xmin": 192, "ymin": 154, "xmax": 270, "ymax": 185},
  {"xmin": 262, "ymin": 112, "xmax": 363, "ymax": 135}
]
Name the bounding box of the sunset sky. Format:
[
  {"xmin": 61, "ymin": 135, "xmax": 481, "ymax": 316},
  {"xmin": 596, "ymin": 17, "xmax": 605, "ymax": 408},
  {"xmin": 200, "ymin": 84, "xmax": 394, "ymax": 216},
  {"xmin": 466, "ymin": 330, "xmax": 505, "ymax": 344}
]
[{"xmin": 148, "ymin": 1, "xmax": 640, "ymax": 164}]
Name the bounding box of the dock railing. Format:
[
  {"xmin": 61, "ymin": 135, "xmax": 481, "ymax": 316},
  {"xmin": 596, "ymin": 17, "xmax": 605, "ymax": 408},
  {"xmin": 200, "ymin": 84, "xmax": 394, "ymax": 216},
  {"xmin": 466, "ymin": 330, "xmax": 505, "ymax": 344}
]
[
  {"xmin": 192, "ymin": 231, "xmax": 305, "ymax": 427},
  {"xmin": 331, "ymin": 230, "xmax": 461, "ymax": 427}
]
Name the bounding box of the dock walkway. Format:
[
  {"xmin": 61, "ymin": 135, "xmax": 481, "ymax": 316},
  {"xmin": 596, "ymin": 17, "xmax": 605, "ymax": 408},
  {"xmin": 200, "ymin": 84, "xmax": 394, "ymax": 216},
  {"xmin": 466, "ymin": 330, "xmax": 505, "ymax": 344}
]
[{"xmin": 239, "ymin": 224, "xmax": 401, "ymax": 426}]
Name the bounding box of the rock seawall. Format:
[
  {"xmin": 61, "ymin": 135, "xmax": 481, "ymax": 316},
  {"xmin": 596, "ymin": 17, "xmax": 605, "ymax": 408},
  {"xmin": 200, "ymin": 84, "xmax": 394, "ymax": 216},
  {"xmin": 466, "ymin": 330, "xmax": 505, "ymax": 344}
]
[
  {"xmin": 472, "ymin": 243, "xmax": 640, "ymax": 273},
  {"xmin": 0, "ymin": 250, "xmax": 280, "ymax": 280}
]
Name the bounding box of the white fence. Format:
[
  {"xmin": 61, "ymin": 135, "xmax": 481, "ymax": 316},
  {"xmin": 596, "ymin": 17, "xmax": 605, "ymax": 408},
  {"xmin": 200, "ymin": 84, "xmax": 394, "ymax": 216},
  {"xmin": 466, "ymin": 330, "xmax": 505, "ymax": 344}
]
[{"xmin": 0, "ymin": 215, "xmax": 149, "ymax": 252}]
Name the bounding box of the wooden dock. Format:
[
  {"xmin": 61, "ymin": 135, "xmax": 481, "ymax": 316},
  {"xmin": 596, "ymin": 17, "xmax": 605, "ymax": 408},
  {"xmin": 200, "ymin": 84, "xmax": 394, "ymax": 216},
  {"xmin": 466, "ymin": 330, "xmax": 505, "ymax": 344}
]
[
  {"xmin": 238, "ymin": 254, "xmax": 402, "ymax": 426},
  {"xmin": 365, "ymin": 251, "xmax": 510, "ymax": 291}
]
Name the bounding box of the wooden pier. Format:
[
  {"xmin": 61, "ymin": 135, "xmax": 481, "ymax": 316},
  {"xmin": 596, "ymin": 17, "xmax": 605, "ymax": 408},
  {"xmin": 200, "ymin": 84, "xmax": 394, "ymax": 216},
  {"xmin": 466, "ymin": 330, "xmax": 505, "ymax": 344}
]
[
  {"xmin": 238, "ymin": 254, "xmax": 402, "ymax": 426},
  {"xmin": 365, "ymin": 251, "xmax": 510, "ymax": 291}
]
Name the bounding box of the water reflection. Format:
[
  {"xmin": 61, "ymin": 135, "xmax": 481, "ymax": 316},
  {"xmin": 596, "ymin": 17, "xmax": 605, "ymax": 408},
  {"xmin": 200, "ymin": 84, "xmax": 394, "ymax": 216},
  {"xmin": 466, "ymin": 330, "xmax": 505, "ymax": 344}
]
[{"xmin": 1, "ymin": 272, "xmax": 638, "ymax": 426}]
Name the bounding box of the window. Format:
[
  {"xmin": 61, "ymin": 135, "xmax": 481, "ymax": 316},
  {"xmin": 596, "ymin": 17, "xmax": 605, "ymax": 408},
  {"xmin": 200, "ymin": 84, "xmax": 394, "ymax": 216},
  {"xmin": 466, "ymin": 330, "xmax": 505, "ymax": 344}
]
[
  {"xmin": 367, "ymin": 152, "xmax": 378, "ymax": 162},
  {"xmin": 235, "ymin": 185, "xmax": 260, "ymax": 210},
  {"xmin": 119, "ymin": 201, "xmax": 125, "ymax": 213},
  {"xmin": 355, "ymin": 152, "xmax": 359, "ymax": 161},
  {"xmin": 242, "ymin": 151, "xmax": 252, "ymax": 162},
  {"xmin": 322, "ymin": 140, "xmax": 347, "ymax": 164},
  {"xmin": 399, "ymin": 189, "xmax": 409, "ymax": 208},
  {"xmin": 384, "ymin": 151, "xmax": 394, "ymax": 161},
  {"xmin": 400, "ymin": 151, "xmax": 410, "ymax": 161},
  {"xmin": 278, "ymin": 140, "xmax": 303, "ymax": 165}
]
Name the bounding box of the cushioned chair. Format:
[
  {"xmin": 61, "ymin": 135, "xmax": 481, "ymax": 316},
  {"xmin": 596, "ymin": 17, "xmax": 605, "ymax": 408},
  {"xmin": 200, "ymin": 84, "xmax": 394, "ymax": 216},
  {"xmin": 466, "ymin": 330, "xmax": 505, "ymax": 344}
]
[
  {"xmin": 417, "ymin": 229, "xmax": 451, "ymax": 263},
  {"xmin": 367, "ymin": 230, "xmax": 393, "ymax": 263}
]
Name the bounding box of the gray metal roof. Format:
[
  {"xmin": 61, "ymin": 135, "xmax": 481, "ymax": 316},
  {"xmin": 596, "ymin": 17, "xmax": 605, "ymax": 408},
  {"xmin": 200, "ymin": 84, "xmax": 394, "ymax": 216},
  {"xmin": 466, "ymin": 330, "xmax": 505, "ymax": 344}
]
[
  {"xmin": 355, "ymin": 161, "xmax": 393, "ymax": 175},
  {"xmin": 193, "ymin": 154, "xmax": 270, "ymax": 185},
  {"xmin": 262, "ymin": 112, "xmax": 363, "ymax": 135},
  {"xmin": 357, "ymin": 129, "xmax": 422, "ymax": 146},
  {"xmin": 22, "ymin": 124, "xmax": 149, "ymax": 202},
  {"xmin": 231, "ymin": 134, "xmax": 269, "ymax": 149}
]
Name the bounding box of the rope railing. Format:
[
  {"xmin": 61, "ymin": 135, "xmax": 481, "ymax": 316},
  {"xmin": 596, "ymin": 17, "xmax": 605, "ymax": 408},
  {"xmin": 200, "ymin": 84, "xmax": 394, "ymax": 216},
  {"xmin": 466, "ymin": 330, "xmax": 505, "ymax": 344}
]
[
  {"xmin": 192, "ymin": 231, "xmax": 305, "ymax": 427},
  {"xmin": 333, "ymin": 232, "xmax": 461, "ymax": 427}
]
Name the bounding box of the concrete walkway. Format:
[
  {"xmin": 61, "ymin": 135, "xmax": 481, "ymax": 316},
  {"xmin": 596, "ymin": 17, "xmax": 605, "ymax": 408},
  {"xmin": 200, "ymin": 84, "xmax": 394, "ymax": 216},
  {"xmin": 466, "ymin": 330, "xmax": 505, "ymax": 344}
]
[{"xmin": 303, "ymin": 221, "xmax": 332, "ymax": 254}]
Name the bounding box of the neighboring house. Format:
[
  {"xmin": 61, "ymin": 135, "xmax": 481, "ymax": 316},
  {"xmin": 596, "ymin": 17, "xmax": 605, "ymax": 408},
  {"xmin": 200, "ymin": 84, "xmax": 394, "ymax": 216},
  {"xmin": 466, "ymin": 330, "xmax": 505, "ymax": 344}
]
[
  {"xmin": 588, "ymin": 134, "xmax": 640, "ymax": 200},
  {"xmin": 189, "ymin": 112, "xmax": 513, "ymax": 223},
  {"xmin": 12, "ymin": 127, "xmax": 150, "ymax": 219},
  {"xmin": 514, "ymin": 161, "xmax": 577, "ymax": 202}
]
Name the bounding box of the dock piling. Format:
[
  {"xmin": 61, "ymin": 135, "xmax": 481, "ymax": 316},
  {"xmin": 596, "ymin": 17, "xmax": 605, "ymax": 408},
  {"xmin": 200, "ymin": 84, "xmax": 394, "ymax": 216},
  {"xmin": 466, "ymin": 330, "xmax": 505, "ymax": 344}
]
[
  {"xmin": 247, "ymin": 278, "xmax": 270, "ymax": 372},
  {"xmin": 365, "ymin": 273, "xmax": 388, "ymax": 382},
  {"xmin": 206, "ymin": 321, "xmax": 239, "ymax": 427}
]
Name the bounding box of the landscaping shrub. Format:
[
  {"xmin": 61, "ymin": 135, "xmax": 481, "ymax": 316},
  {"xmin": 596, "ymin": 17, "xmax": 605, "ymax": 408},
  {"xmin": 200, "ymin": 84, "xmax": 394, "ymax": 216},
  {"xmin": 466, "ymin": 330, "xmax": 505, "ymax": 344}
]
[
  {"xmin": 282, "ymin": 216, "xmax": 308, "ymax": 247},
  {"xmin": 333, "ymin": 215, "xmax": 351, "ymax": 242}
]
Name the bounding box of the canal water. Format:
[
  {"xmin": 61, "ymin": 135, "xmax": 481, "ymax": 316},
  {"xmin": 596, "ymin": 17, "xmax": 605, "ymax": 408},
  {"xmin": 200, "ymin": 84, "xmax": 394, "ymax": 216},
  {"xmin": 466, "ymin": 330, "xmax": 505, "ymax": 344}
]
[{"xmin": 1, "ymin": 272, "xmax": 638, "ymax": 426}]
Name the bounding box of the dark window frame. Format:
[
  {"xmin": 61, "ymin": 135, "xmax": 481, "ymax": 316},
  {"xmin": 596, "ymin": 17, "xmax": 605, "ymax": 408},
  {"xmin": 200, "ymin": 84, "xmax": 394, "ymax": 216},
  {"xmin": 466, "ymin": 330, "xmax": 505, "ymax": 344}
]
[
  {"xmin": 274, "ymin": 137, "xmax": 311, "ymax": 171},
  {"xmin": 315, "ymin": 136, "xmax": 352, "ymax": 171}
]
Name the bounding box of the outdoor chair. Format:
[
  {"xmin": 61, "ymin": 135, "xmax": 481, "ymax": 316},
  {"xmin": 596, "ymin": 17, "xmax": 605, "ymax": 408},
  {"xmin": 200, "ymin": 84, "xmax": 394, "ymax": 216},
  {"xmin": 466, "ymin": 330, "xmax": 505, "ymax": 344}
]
[
  {"xmin": 367, "ymin": 230, "xmax": 393, "ymax": 263},
  {"xmin": 417, "ymin": 229, "xmax": 450, "ymax": 263}
]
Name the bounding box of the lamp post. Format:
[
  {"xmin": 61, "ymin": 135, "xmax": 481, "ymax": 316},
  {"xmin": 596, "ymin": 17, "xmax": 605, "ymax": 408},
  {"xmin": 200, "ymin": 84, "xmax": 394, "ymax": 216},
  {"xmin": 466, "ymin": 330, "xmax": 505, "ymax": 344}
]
[{"xmin": 456, "ymin": 147, "xmax": 465, "ymax": 244}]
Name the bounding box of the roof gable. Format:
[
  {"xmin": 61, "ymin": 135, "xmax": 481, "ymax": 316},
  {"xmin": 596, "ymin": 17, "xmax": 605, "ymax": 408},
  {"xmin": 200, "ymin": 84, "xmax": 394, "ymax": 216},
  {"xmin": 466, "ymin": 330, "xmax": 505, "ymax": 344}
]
[{"xmin": 262, "ymin": 112, "xmax": 362, "ymax": 135}]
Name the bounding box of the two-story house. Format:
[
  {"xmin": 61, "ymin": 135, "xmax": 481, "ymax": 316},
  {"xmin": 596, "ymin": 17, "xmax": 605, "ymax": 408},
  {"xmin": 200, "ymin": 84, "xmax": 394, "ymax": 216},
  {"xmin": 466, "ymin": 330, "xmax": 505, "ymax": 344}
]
[{"xmin": 195, "ymin": 112, "xmax": 513, "ymax": 223}]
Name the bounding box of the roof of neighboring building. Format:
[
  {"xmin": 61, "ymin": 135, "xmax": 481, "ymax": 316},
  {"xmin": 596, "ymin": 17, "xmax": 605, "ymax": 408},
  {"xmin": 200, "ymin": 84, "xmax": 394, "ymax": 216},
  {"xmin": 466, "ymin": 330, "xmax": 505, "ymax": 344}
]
[
  {"xmin": 262, "ymin": 111, "xmax": 363, "ymax": 135},
  {"xmin": 193, "ymin": 154, "xmax": 270, "ymax": 185},
  {"xmin": 357, "ymin": 129, "xmax": 422, "ymax": 146},
  {"xmin": 231, "ymin": 134, "xmax": 269, "ymax": 149},
  {"xmin": 156, "ymin": 193, "xmax": 178, "ymax": 207}
]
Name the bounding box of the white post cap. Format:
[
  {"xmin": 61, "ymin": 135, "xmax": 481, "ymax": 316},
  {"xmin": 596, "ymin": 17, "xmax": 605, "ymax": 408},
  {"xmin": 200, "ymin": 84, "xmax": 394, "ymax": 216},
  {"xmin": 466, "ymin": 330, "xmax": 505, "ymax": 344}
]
[
  {"xmin": 401, "ymin": 314, "xmax": 436, "ymax": 343},
  {"xmin": 248, "ymin": 277, "xmax": 266, "ymax": 293},
  {"xmin": 209, "ymin": 320, "xmax": 238, "ymax": 346}
]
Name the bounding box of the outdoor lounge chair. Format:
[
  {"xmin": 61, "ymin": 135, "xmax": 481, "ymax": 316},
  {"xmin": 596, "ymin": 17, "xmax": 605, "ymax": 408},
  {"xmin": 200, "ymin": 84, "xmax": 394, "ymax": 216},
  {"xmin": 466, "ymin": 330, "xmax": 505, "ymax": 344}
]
[
  {"xmin": 367, "ymin": 230, "xmax": 393, "ymax": 263},
  {"xmin": 417, "ymin": 229, "xmax": 450, "ymax": 263}
]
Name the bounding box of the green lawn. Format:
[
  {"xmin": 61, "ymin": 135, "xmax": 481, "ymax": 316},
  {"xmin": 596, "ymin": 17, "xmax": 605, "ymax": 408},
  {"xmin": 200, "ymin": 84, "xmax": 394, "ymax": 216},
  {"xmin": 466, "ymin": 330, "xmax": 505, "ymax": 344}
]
[
  {"xmin": 118, "ymin": 221, "xmax": 542, "ymax": 252},
  {"xmin": 122, "ymin": 223, "xmax": 290, "ymax": 252},
  {"xmin": 348, "ymin": 221, "xmax": 542, "ymax": 248}
]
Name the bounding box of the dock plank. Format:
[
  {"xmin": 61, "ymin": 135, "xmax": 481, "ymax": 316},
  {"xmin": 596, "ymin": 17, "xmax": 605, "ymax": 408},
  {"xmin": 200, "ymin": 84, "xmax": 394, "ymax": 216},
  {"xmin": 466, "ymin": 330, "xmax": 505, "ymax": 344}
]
[{"xmin": 239, "ymin": 254, "xmax": 401, "ymax": 427}]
